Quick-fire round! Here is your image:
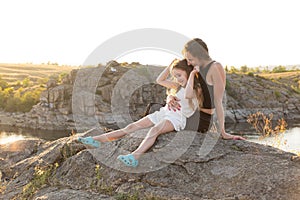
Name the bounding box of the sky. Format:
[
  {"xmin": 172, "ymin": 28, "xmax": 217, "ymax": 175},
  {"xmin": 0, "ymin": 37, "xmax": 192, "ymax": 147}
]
[{"xmin": 0, "ymin": 0, "xmax": 300, "ymax": 68}]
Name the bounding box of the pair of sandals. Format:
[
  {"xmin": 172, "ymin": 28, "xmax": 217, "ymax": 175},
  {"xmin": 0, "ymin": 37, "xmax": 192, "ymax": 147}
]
[{"xmin": 77, "ymin": 137, "xmax": 138, "ymax": 167}]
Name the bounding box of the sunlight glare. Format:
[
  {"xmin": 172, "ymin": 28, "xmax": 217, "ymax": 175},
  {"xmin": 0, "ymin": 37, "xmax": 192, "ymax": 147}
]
[{"xmin": 0, "ymin": 134, "xmax": 25, "ymax": 145}]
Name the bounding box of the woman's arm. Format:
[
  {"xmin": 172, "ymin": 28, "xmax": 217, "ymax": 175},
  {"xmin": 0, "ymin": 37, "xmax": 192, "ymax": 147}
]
[
  {"xmin": 212, "ymin": 63, "xmax": 245, "ymax": 140},
  {"xmin": 156, "ymin": 60, "xmax": 178, "ymax": 89},
  {"xmin": 211, "ymin": 63, "xmax": 226, "ymax": 134},
  {"xmin": 166, "ymin": 95, "xmax": 181, "ymax": 111}
]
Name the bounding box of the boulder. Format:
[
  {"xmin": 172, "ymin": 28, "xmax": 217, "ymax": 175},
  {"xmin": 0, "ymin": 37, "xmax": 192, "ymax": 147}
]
[{"xmin": 1, "ymin": 131, "xmax": 299, "ymax": 199}]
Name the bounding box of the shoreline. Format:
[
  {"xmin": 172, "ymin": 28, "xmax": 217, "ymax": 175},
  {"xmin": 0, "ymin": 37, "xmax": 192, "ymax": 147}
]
[{"xmin": 0, "ymin": 108, "xmax": 299, "ymax": 132}]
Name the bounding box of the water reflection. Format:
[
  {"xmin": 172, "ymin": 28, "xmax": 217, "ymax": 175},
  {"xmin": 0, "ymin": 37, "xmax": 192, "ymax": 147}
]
[
  {"xmin": 0, "ymin": 132, "xmax": 25, "ymax": 145},
  {"xmin": 247, "ymin": 127, "xmax": 300, "ymax": 154},
  {"xmin": 0, "ymin": 122, "xmax": 299, "ymax": 154},
  {"xmin": 0, "ymin": 125, "xmax": 70, "ymax": 143}
]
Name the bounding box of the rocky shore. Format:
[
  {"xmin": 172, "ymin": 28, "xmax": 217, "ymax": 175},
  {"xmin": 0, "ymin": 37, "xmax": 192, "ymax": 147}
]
[
  {"xmin": 1, "ymin": 129, "xmax": 300, "ymax": 199},
  {"xmin": 0, "ymin": 61, "xmax": 299, "ymax": 131},
  {"xmin": 1, "ymin": 63, "xmax": 300, "ymax": 199}
]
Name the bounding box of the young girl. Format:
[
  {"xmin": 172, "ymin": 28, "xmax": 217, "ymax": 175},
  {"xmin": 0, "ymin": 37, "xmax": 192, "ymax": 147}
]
[{"xmin": 77, "ymin": 59, "xmax": 202, "ymax": 167}]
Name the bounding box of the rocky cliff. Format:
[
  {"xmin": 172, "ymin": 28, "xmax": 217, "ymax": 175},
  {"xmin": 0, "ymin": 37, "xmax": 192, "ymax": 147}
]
[
  {"xmin": 1, "ymin": 61, "xmax": 299, "ymax": 130},
  {"xmin": 1, "ymin": 130, "xmax": 300, "ymax": 199}
]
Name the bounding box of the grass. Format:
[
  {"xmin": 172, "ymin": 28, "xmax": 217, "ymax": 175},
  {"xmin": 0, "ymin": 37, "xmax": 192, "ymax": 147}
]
[
  {"xmin": 0, "ymin": 63, "xmax": 75, "ymax": 84},
  {"xmin": 115, "ymin": 192, "xmax": 139, "ymax": 200},
  {"xmin": 21, "ymin": 163, "xmax": 59, "ymax": 199},
  {"xmin": 247, "ymin": 111, "xmax": 288, "ymax": 137},
  {"xmin": 260, "ymin": 71, "xmax": 300, "ymax": 93}
]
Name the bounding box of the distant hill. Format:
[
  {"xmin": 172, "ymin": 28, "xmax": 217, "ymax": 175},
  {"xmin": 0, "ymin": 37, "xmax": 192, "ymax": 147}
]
[
  {"xmin": 259, "ymin": 71, "xmax": 300, "ymax": 90},
  {"xmin": 0, "ymin": 63, "xmax": 76, "ymax": 83}
]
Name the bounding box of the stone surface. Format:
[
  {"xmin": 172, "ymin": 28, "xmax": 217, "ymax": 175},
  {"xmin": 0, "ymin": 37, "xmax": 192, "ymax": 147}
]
[
  {"xmin": 0, "ymin": 62, "xmax": 299, "ymax": 130},
  {"xmin": 1, "ymin": 131, "xmax": 300, "ymax": 199}
]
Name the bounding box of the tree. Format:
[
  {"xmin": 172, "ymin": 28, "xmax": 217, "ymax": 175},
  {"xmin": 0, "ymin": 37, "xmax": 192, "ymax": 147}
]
[
  {"xmin": 229, "ymin": 66, "xmax": 239, "ymax": 73},
  {"xmin": 225, "ymin": 65, "xmax": 229, "ymax": 72},
  {"xmin": 5, "ymin": 96, "xmax": 21, "ymax": 112},
  {"xmin": 272, "ymin": 65, "xmax": 287, "ymax": 73},
  {"xmin": 240, "ymin": 65, "xmax": 248, "ymax": 73}
]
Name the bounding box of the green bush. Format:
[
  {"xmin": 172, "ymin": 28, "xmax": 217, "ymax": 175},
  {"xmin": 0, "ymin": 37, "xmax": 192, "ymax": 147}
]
[
  {"xmin": 229, "ymin": 66, "xmax": 239, "ymax": 73},
  {"xmin": 274, "ymin": 90, "xmax": 281, "ymax": 99},
  {"xmin": 272, "ymin": 65, "xmax": 287, "ymax": 73},
  {"xmin": 247, "ymin": 72, "xmax": 254, "ymax": 77},
  {"xmin": 0, "ymin": 77, "xmax": 8, "ymax": 89},
  {"xmin": 22, "ymin": 78, "xmax": 30, "ymax": 88},
  {"xmin": 58, "ymin": 72, "xmax": 68, "ymax": 83},
  {"xmin": 5, "ymin": 96, "xmax": 22, "ymax": 112},
  {"xmin": 240, "ymin": 65, "xmax": 249, "ymax": 73},
  {"xmin": 0, "ymin": 87, "xmax": 44, "ymax": 112}
]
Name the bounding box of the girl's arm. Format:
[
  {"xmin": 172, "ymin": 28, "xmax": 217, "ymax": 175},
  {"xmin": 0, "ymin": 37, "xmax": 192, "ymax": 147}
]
[
  {"xmin": 156, "ymin": 60, "xmax": 179, "ymax": 89},
  {"xmin": 185, "ymin": 67, "xmax": 199, "ymax": 99}
]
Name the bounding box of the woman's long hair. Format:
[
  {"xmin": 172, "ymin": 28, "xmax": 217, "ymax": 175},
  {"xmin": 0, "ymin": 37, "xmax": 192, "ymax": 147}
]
[{"xmin": 182, "ymin": 38, "xmax": 211, "ymax": 61}]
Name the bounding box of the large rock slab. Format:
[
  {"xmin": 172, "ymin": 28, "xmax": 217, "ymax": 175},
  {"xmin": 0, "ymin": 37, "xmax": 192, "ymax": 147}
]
[{"xmin": 1, "ymin": 130, "xmax": 299, "ymax": 199}]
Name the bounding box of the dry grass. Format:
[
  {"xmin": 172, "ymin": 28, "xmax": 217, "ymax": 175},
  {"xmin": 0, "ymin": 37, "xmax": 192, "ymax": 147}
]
[
  {"xmin": 259, "ymin": 71, "xmax": 299, "ymax": 79},
  {"xmin": 259, "ymin": 71, "xmax": 300, "ymax": 93},
  {"xmin": 259, "ymin": 71, "xmax": 299, "ymax": 86},
  {"xmin": 247, "ymin": 111, "xmax": 288, "ymax": 137},
  {"xmin": 0, "ymin": 63, "xmax": 75, "ymax": 83}
]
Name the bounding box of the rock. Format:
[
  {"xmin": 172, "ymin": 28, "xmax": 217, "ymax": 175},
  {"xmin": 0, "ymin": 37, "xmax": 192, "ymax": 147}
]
[
  {"xmin": 97, "ymin": 85, "xmax": 113, "ymax": 103},
  {"xmin": 1, "ymin": 63, "xmax": 300, "ymax": 130},
  {"xmin": 46, "ymin": 79, "xmax": 57, "ymax": 89},
  {"xmin": 34, "ymin": 188, "xmax": 113, "ymax": 200},
  {"xmin": 1, "ymin": 132, "xmax": 300, "ymax": 199}
]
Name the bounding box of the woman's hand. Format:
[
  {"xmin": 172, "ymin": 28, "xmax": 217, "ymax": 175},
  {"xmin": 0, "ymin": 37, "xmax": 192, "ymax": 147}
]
[
  {"xmin": 193, "ymin": 65, "xmax": 200, "ymax": 73},
  {"xmin": 221, "ymin": 132, "xmax": 246, "ymax": 140},
  {"xmin": 191, "ymin": 66, "xmax": 200, "ymax": 77},
  {"xmin": 167, "ymin": 95, "xmax": 181, "ymax": 111}
]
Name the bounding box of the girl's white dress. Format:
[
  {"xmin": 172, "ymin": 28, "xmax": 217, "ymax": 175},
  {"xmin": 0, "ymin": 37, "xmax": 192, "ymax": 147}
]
[{"xmin": 147, "ymin": 87, "xmax": 198, "ymax": 131}]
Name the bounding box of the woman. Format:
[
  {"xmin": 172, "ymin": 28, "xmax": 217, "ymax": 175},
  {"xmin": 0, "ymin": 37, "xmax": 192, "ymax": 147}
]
[{"xmin": 167, "ymin": 38, "xmax": 245, "ymax": 140}]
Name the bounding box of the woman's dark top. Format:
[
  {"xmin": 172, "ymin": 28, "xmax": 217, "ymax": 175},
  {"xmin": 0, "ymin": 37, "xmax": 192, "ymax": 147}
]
[
  {"xmin": 197, "ymin": 61, "xmax": 215, "ymax": 109},
  {"xmin": 184, "ymin": 61, "xmax": 215, "ymax": 133}
]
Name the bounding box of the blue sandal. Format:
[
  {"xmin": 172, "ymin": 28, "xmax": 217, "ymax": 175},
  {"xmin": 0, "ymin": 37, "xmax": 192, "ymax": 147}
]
[
  {"xmin": 77, "ymin": 136, "xmax": 100, "ymax": 148},
  {"xmin": 117, "ymin": 154, "xmax": 138, "ymax": 167}
]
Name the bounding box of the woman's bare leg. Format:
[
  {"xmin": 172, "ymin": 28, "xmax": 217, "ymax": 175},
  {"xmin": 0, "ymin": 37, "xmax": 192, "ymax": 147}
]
[
  {"xmin": 132, "ymin": 120, "xmax": 174, "ymax": 159},
  {"xmin": 93, "ymin": 117, "xmax": 154, "ymax": 142}
]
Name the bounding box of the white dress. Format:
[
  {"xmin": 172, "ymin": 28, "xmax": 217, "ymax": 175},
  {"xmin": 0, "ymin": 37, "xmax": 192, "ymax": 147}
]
[{"xmin": 147, "ymin": 87, "xmax": 198, "ymax": 131}]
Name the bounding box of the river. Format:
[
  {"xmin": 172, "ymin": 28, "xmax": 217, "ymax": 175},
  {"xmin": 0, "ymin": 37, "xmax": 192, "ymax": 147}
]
[{"xmin": 0, "ymin": 121, "xmax": 299, "ymax": 154}]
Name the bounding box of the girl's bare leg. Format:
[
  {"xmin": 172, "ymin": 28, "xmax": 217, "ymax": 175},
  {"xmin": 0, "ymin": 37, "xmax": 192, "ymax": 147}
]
[
  {"xmin": 93, "ymin": 117, "xmax": 154, "ymax": 142},
  {"xmin": 132, "ymin": 120, "xmax": 174, "ymax": 159}
]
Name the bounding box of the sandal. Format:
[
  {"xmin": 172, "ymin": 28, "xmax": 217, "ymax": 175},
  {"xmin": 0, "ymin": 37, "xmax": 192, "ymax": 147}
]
[
  {"xmin": 117, "ymin": 154, "xmax": 138, "ymax": 167},
  {"xmin": 77, "ymin": 136, "xmax": 100, "ymax": 148}
]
